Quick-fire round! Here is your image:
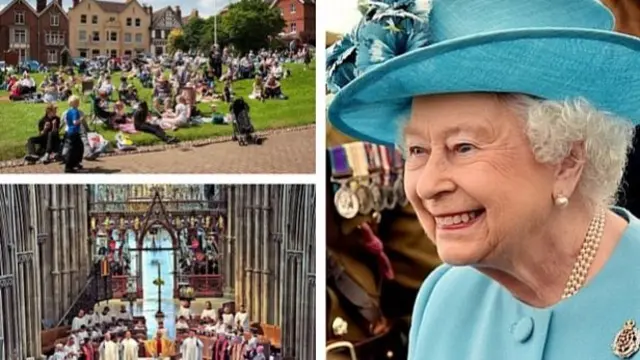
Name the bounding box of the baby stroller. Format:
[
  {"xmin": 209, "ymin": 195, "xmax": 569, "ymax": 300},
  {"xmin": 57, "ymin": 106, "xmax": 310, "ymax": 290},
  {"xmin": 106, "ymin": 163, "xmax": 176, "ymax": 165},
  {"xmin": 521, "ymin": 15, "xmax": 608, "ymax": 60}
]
[{"xmin": 230, "ymin": 98, "xmax": 262, "ymax": 146}]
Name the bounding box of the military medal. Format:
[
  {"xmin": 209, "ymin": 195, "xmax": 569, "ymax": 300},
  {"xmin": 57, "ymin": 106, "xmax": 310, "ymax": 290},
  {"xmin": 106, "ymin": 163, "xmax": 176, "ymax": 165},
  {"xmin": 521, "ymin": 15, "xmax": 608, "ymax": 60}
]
[
  {"xmin": 393, "ymin": 147, "xmax": 409, "ymax": 207},
  {"xmin": 329, "ymin": 146, "xmax": 359, "ymax": 218},
  {"xmin": 613, "ymin": 320, "xmax": 640, "ymax": 359},
  {"xmin": 380, "ymin": 145, "xmax": 397, "ymax": 209},
  {"xmin": 366, "ymin": 143, "xmax": 383, "ymax": 213},
  {"xmin": 349, "ymin": 143, "xmax": 374, "ymax": 215}
]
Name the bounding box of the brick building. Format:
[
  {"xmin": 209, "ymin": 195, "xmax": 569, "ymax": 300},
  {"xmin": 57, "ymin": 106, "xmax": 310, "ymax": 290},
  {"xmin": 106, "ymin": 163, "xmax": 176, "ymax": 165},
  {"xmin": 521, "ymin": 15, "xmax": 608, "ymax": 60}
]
[
  {"xmin": 0, "ymin": 0, "xmax": 69, "ymax": 65},
  {"xmin": 270, "ymin": 0, "xmax": 315, "ymax": 44}
]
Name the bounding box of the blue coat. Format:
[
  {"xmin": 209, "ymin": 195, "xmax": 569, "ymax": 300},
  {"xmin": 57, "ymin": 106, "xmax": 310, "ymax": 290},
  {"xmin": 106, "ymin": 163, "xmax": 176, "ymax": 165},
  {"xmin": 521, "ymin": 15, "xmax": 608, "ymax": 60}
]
[{"xmin": 409, "ymin": 208, "xmax": 640, "ymax": 360}]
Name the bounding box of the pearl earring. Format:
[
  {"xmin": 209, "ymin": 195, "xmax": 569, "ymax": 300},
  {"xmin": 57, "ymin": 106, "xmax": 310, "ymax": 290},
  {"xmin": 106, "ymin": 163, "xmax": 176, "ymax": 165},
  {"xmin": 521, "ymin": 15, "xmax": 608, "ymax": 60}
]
[{"xmin": 554, "ymin": 195, "xmax": 569, "ymax": 208}]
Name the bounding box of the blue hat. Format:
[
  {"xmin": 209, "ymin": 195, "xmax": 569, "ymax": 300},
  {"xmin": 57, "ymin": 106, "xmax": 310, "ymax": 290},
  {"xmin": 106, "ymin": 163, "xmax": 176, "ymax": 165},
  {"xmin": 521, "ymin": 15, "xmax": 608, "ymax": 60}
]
[{"xmin": 327, "ymin": 0, "xmax": 640, "ymax": 146}]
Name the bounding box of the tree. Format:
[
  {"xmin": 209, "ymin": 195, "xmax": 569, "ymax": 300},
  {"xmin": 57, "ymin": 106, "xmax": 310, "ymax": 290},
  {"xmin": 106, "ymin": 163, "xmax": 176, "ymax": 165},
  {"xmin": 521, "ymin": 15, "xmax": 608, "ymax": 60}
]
[
  {"xmin": 182, "ymin": 17, "xmax": 206, "ymax": 53},
  {"xmin": 222, "ymin": 0, "xmax": 285, "ymax": 54},
  {"xmin": 167, "ymin": 28, "xmax": 189, "ymax": 54},
  {"xmin": 200, "ymin": 15, "xmax": 230, "ymax": 51}
]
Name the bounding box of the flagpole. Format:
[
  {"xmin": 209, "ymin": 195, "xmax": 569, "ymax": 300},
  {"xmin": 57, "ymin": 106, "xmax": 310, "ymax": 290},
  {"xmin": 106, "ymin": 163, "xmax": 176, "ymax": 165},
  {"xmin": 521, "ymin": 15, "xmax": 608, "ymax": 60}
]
[{"xmin": 214, "ymin": 0, "xmax": 218, "ymax": 46}]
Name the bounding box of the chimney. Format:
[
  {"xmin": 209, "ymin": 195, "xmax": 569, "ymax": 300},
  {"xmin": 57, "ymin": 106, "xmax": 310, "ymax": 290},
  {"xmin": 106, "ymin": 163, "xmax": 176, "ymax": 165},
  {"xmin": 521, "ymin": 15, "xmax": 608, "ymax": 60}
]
[
  {"xmin": 148, "ymin": 5, "xmax": 153, "ymax": 15},
  {"xmin": 175, "ymin": 6, "xmax": 181, "ymax": 21},
  {"xmin": 191, "ymin": 9, "xmax": 198, "ymax": 18},
  {"xmin": 36, "ymin": 0, "xmax": 46, "ymax": 12},
  {"xmin": 72, "ymin": 0, "xmax": 79, "ymax": 7}
]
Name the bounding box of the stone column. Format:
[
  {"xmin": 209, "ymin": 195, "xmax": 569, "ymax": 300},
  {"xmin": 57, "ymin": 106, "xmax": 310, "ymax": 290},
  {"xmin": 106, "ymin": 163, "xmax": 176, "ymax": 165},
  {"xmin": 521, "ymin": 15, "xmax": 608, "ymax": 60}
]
[
  {"xmin": 41, "ymin": 186, "xmax": 54, "ymax": 322},
  {"xmin": 29, "ymin": 185, "xmax": 43, "ymax": 356},
  {"xmin": 51, "ymin": 185, "xmax": 62, "ymax": 318},
  {"xmin": 261, "ymin": 186, "xmax": 270, "ymax": 324},
  {"xmin": 61, "ymin": 185, "xmax": 70, "ymax": 312}
]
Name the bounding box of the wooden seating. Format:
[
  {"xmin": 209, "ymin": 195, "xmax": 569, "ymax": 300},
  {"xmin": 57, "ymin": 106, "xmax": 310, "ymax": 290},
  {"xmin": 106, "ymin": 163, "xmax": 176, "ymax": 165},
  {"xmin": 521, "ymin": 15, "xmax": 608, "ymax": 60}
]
[
  {"xmin": 260, "ymin": 324, "xmax": 281, "ymax": 349},
  {"xmin": 41, "ymin": 325, "xmax": 71, "ymax": 354}
]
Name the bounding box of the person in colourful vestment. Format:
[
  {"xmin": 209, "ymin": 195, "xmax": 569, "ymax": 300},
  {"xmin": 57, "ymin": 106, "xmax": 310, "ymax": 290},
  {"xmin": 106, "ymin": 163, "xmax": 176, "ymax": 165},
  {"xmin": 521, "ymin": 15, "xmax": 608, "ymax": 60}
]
[{"xmin": 144, "ymin": 331, "xmax": 175, "ymax": 357}]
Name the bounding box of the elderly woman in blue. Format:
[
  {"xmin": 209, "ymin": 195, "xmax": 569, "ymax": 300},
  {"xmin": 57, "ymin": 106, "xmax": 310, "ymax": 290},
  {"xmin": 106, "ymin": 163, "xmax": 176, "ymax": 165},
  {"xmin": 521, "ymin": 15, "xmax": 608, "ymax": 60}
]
[{"xmin": 326, "ymin": 0, "xmax": 640, "ymax": 359}]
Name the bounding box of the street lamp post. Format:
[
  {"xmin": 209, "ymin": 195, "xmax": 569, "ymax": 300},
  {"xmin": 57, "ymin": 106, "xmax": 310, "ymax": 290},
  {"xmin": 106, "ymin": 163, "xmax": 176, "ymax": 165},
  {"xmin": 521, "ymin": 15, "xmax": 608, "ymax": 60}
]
[{"xmin": 214, "ymin": 0, "xmax": 218, "ymax": 46}]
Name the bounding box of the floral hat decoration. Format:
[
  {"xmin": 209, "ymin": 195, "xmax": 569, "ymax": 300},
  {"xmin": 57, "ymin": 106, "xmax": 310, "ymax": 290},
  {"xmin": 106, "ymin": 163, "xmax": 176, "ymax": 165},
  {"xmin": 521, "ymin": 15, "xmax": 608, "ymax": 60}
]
[{"xmin": 327, "ymin": 0, "xmax": 640, "ymax": 146}]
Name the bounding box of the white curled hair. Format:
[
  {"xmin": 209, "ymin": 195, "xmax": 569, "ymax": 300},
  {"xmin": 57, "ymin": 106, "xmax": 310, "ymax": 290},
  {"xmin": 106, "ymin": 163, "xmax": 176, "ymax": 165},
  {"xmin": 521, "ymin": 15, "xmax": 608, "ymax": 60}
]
[
  {"xmin": 397, "ymin": 93, "xmax": 635, "ymax": 207},
  {"xmin": 500, "ymin": 94, "xmax": 634, "ymax": 207}
]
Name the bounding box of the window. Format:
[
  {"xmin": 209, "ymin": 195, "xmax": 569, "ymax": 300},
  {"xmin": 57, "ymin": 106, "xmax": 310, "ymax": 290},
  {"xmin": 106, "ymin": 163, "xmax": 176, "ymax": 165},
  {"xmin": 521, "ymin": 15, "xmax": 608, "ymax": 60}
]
[
  {"xmin": 126, "ymin": 17, "xmax": 132, "ymax": 26},
  {"xmin": 110, "ymin": 32, "xmax": 117, "ymax": 42},
  {"xmin": 290, "ymin": 2, "xmax": 295, "ymax": 13},
  {"xmin": 45, "ymin": 32, "xmax": 62, "ymax": 45},
  {"xmin": 109, "ymin": 16, "xmax": 116, "ymax": 22},
  {"xmin": 13, "ymin": 29, "xmax": 26, "ymax": 44},
  {"xmin": 14, "ymin": 11, "xmax": 25, "ymax": 24},
  {"xmin": 291, "ymin": 22, "xmax": 297, "ymax": 32},
  {"xmin": 79, "ymin": 30, "xmax": 87, "ymax": 41},
  {"xmin": 79, "ymin": 50, "xmax": 87, "ymax": 58},
  {"xmin": 50, "ymin": 13, "xmax": 59, "ymax": 26},
  {"xmin": 47, "ymin": 50, "xmax": 58, "ymax": 64},
  {"xmin": 80, "ymin": 14, "xmax": 87, "ymax": 23},
  {"xmin": 135, "ymin": 18, "xmax": 141, "ymax": 27},
  {"xmin": 110, "ymin": 49, "xmax": 117, "ymax": 58},
  {"xmin": 91, "ymin": 49, "xmax": 100, "ymax": 58},
  {"xmin": 135, "ymin": 33, "xmax": 142, "ymax": 43},
  {"xmin": 91, "ymin": 15, "xmax": 98, "ymax": 24},
  {"xmin": 92, "ymin": 31, "xmax": 100, "ymax": 42},
  {"xmin": 124, "ymin": 33, "xmax": 132, "ymax": 43},
  {"xmin": 155, "ymin": 29, "xmax": 161, "ymax": 39}
]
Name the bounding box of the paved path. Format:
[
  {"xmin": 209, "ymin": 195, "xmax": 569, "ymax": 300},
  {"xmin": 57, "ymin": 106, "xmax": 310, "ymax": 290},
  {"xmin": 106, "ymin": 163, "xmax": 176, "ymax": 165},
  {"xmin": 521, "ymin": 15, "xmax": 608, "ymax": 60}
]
[{"xmin": 0, "ymin": 127, "xmax": 315, "ymax": 174}]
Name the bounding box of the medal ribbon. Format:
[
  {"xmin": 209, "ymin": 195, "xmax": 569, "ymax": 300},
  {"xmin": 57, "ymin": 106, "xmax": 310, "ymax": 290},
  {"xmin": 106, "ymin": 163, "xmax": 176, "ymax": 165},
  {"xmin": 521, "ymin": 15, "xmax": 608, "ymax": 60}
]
[
  {"xmin": 351, "ymin": 142, "xmax": 369, "ymax": 183},
  {"xmin": 360, "ymin": 222, "xmax": 394, "ymax": 280},
  {"xmin": 328, "ymin": 146, "xmax": 351, "ymax": 177},
  {"xmin": 329, "ymin": 146, "xmax": 351, "ymax": 193},
  {"xmin": 379, "ymin": 145, "xmax": 391, "ymax": 186}
]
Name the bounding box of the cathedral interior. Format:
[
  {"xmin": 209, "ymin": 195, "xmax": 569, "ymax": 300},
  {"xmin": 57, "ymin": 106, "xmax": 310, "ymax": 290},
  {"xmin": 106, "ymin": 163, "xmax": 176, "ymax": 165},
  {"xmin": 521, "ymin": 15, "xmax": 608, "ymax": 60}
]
[{"xmin": 0, "ymin": 184, "xmax": 315, "ymax": 360}]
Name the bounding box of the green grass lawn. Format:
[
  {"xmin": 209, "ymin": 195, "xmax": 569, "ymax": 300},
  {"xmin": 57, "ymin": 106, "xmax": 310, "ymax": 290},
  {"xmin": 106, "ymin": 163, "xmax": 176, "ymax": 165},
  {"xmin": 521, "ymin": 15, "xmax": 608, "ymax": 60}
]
[{"xmin": 0, "ymin": 62, "xmax": 315, "ymax": 161}]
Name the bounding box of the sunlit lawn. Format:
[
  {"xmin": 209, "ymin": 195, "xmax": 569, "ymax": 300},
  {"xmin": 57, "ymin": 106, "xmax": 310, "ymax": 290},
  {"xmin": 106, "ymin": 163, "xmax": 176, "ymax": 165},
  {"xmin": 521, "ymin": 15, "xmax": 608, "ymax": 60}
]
[{"xmin": 0, "ymin": 62, "xmax": 315, "ymax": 161}]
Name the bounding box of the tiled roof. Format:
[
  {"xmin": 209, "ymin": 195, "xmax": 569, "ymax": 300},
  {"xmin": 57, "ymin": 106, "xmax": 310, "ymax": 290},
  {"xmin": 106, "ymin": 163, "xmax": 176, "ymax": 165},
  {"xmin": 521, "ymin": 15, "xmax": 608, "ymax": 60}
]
[
  {"xmin": 95, "ymin": 0, "xmax": 128, "ymax": 13},
  {"xmin": 152, "ymin": 6, "xmax": 170, "ymax": 23}
]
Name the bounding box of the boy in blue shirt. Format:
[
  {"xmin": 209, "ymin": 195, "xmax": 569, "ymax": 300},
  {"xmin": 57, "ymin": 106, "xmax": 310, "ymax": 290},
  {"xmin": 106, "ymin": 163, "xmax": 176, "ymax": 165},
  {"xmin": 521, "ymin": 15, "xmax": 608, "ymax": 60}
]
[{"xmin": 63, "ymin": 95, "xmax": 84, "ymax": 173}]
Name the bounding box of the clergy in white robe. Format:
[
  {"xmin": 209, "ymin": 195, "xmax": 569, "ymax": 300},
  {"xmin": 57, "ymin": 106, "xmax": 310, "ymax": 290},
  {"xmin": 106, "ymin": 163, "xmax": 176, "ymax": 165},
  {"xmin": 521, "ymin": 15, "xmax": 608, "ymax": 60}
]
[
  {"xmin": 176, "ymin": 318, "xmax": 190, "ymax": 330},
  {"xmin": 180, "ymin": 331, "xmax": 203, "ymax": 360},
  {"xmin": 117, "ymin": 305, "xmax": 133, "ymax": 322},
  {"xmin": 99, "ymin": 333, "xmax": 119, "ymax": 360},
  {"xmin": 87, "ymin": 309, "xmax": 101, "ymax": 326},
  {"xmin": 99, "ymin": 307, "xmax": 112, "ymax": 325},
  {"xmin": 200, "ymin": 302, "xmax": 217, "ymax": 321},
  {"xmin": 177, "ymin": 305, "xmax": 193, "ymax": 319},
  {"xmin": 221, "ymin": 308, "xmax": 234, "ymax": 327},
  {"xmin": 64, "ymin": 337, "xmax": 81, "ymax": 360},
  {"xmin": 120, "ymin": 331, "xmax": 138, "ymax": 360},
  {"xmin": 48, "ymin": 344, "xmax": 66, "ymax": 360},
  {"xmin": 72, "ymin": 310, "xmax": 88, "ymax": 331},
  {"xmin": 234, "ymin": 306, "xmax": 249, "ymax": 331}
]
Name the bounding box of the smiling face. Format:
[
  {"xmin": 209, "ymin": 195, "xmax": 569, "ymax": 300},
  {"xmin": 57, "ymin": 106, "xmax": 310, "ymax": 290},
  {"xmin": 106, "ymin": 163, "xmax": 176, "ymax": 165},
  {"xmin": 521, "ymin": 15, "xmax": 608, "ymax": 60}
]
[{"xmin": 403, "ymin": 93, "xmax": 558, "ymax": 266}]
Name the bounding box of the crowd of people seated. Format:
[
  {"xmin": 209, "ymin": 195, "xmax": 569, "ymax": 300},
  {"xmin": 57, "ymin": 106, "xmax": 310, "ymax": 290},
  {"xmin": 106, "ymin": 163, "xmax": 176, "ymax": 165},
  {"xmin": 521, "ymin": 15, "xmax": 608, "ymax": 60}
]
[
  {"xmin": 53, "ymin": 300, "xmax": 275, "ymax": 360},
  {"xmin": 15, "ymin": 43, "xmax": 312, "ymax": 165}
]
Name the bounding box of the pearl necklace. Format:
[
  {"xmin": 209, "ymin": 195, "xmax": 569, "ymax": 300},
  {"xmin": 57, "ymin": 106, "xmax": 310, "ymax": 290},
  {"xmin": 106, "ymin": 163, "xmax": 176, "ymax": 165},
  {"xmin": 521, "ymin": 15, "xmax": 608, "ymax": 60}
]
[{"xmin": 561, "ymin": 208, "xmax": 606, "ymax": 299}]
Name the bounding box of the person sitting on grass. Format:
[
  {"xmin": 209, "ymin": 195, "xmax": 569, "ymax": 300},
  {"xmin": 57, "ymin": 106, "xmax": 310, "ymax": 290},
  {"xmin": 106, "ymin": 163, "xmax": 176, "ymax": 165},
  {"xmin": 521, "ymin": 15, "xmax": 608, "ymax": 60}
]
[
  {"xmin": 133, "ymin": 101, "xmax": 178, "ymax": 144},
  {"xmin": 24, "ymin": 103, "xmax": 61, "ymax": 164},
  {"xmin": 160, "ymin": 95, "xmax": 190, "ymax": 131},
  {"xmin": 264, "ymin": 75, "xmax": 287, "ymax": 100}
]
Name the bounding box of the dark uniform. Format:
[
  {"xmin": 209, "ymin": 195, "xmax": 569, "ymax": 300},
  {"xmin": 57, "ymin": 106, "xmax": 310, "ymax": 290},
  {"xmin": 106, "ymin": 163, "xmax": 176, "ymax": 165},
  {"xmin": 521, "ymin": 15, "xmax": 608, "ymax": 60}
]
[{"xmin": 325, "ymin": 118, "xmax": 441, "ymax": 359}]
